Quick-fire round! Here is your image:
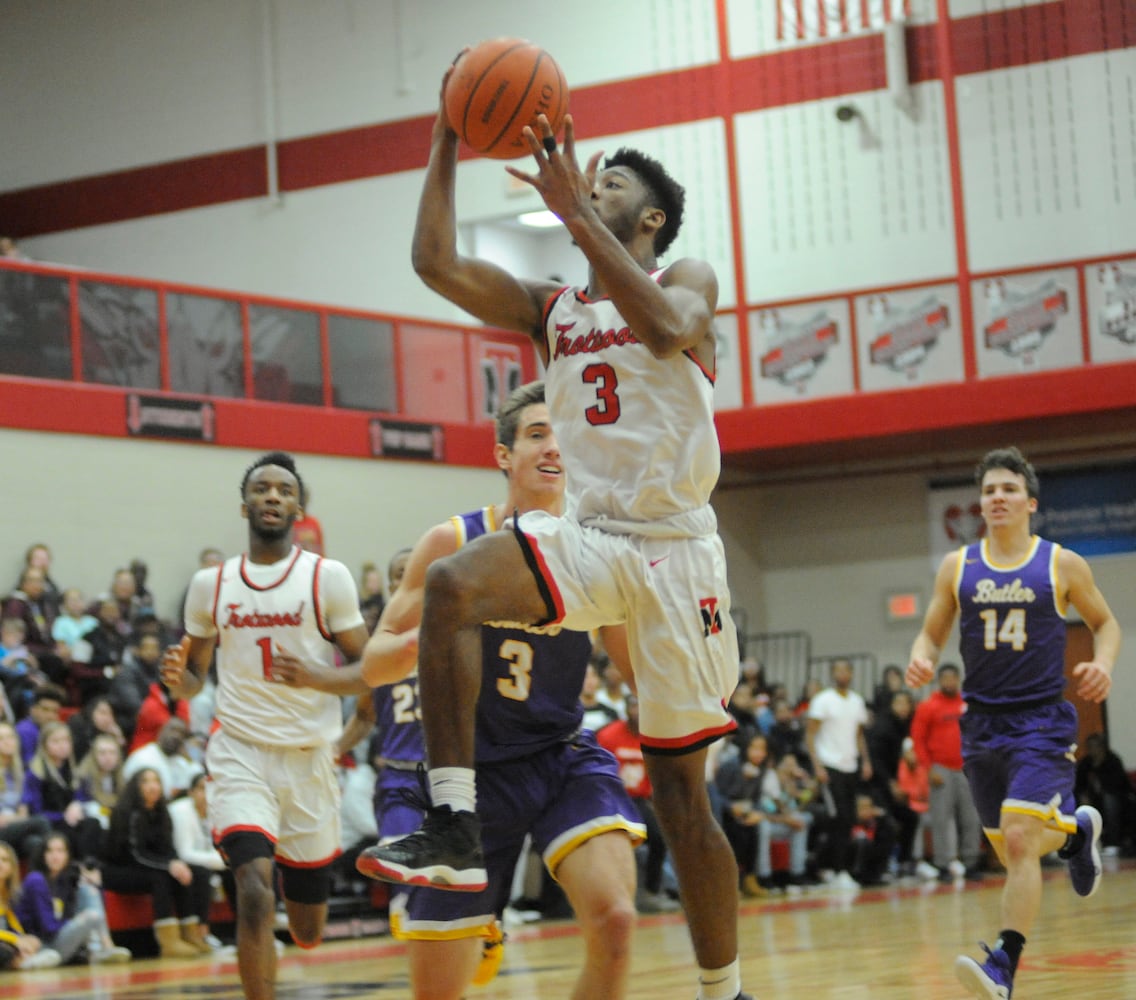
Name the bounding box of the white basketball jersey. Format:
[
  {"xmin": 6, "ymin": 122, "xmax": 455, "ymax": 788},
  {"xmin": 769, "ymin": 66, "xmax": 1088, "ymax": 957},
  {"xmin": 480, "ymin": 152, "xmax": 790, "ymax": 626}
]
[
  {"xmin": 184, "ymin": 546, "xmax": 362, "ymax": 747},
  {"xmin": 542, "ymin": 281, "xmax": 721, "ymax": 535}
]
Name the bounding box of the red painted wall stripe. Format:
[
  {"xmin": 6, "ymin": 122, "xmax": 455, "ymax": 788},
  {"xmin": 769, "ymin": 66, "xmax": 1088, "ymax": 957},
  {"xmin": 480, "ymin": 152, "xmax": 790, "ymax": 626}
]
[{"xmin": 1, "ymin": 2, "xmax": 1130, "ymax": 238}]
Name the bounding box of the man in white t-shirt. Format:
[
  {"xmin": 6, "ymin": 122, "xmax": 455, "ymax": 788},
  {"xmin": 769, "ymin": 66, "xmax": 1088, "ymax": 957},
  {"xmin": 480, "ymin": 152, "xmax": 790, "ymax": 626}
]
[
  {"xmin": 806, "ymin": 659, "xmax": 872, "ymax": 889},
  {"xmin": 161, "ymin": 452, "xmax": 369, "ymax": 1000}
]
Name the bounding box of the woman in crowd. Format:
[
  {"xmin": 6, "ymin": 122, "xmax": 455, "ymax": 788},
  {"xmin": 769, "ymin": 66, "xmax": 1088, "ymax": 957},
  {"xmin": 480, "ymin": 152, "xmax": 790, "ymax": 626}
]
[
  {"xmin": 99, "ymin": 768, "xmax": 212, "ymax": 958},
  {"xmin": 74, "ymin": 732, "xmax": 126, "ymax": 828},
  {"xmin": 16, "ymin": 831, "xmax": 131, "ymax": 964},
  {"xmin": 67, "ymin": 696, "xmax": 126, "ymax": 765},
  {"xmin": 0, "ymin": 841, "xmax": 60, "ymax": 970},
  {"xmin": 169, "ymin": 771, "xmax": 228, "ymax": 948},
  {"xmin": 21, "ymin": 721, "xmax": 103, "ymax": 861},
  {"xmin": 0, "ymin": 721, "xmax": 51, "ymax": 863}
]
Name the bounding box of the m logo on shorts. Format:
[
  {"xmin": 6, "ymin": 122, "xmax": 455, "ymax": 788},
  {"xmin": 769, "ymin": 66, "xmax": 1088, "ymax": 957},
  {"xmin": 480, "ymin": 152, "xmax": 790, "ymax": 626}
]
[{"xmin": 699, "ymin": 597, "xmax": 723, "ymax": 637}]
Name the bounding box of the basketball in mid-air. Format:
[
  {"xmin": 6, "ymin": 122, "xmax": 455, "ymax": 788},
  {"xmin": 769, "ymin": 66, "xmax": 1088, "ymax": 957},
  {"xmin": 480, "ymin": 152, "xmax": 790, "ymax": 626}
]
[{"xmin": 444, "ymin": 38, "xmax": 569, "ymax": 160}]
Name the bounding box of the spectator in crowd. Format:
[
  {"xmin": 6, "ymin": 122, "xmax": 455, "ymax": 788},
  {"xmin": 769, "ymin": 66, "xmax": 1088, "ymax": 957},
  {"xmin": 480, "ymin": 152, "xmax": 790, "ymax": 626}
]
[
  {"xmin": 725, "ymin": 681, "xmax": 762, "ymax": 750},
  {"xmin": 1075, "ymin": 733, "xmax": 1135, "ymax": 855},
  {"xmin": 99, "ymin": 768, "xmax": 212, "ymax": 958},
  {"xmin": 96, "ymin": 569, "xmax": 142, "ymax": 639},
  {"xmin": 50, "ymin": 588, "xmax": 97, "ymax": 667},
  {"xmin": 128, "ymin": 560, "xmax": 156, "ymax": 615},
  {"xmin": 0, "ymin": 841, "xmax": 62, "ymax": 970},
  {"xmin": 74, "ymin": 732, "xmax": 126, "ymax": 829},
  {"xmin": 794, "ymin": 677, "xmax": 822, "ymax": 717},
  {"xmin": 22, "ymin": 721, "xmax": 103, "ymax": 861},
  {"xmin": 580, "ymin": 660, "xmax": 620, "ymax": 734},
  {"xmin": 766, "ymin": 697, "xmax": 811, "ymax": 771},
  {"xmin": 871, "ymin": 665, "xmax": 906, "ymax": 717},
  {"xmin": 128, "ymin": 677, "xmax": 191, "ymax": 755},
  {"xmin": 359, "ymin": 562, "xmax": 385, "ymax": 604},
  {"xmin": 0, "ymin": 721, "xmax": 51, "ymax": 863},
  {"xmin": 169, "ymin": 771, "xmax": 229, "ymax": 947},
  {"xmin": 69, "ymin": 598, "xmax": 127, "ymax": 706},
  {"xmin": 3, "ymin": 567, "xmax": 64, "ymax": 689},
  {"xmin": 333, "ymin": 742, "xmax": 379, "ymax": 898},
  {"xmin": 597, "ymin": 694, "xmax": 678, "ymax": 914},
  {"xmin": 595, "ymin": 659, "xmax": 630, "ymax": 722},
  {"xmin": 16, "ymin": 544, "xmax": 61, "ymax": 621},
  {"xmin": 866, "ymin": 689, "xmax": 920, "ymax": 873},
  {"xmin": 16, "ymin": 831, "xmax": 131, "ymax": 964},
  {"xmin": 0, "ymin": 618, "xmax": 44, "ymax": 718},
  {"xmin": 848, "ymin": 792, "xmax": 898, "ymax": 887},
  {"xmin": 108, "ymin": 632, "xmax": 164, "ymax": 743},
  {"xmin": 67, "ymin": 696, "xmax": 126, "ymax": 765},
  {"xmin": 16, "ymin": 686, "xmax": 64, "ymax": 766},
  {"xmin": 717, "ymin": 734, "xmax": 813, "ymax": 896},
  {"xmin": 896, "ymin": 737, "xmax": 933, "ymax": 876},
  {"xmin": 123, "ymin": 719, "xmax": 197, "ymax": 799},
  {"xmin": 806, "ymin": 658, "xmax": 872, "ymax": 889},
  {"xmin": 908, "ymin": 663, "xmax": 982, "ymax": 882}
]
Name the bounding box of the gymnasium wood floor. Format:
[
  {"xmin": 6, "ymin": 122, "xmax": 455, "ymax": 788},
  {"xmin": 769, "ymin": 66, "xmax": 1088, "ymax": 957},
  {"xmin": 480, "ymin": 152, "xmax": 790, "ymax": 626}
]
[{"xmin": 9, "ymin": 861, "xmax": 1135, "ymax": 999}]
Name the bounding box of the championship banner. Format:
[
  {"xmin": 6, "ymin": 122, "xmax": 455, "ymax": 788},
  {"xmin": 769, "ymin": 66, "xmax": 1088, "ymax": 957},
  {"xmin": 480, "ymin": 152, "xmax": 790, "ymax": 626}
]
[
  {"xmin": 929, "ymin": 463, "xmax": 1136, "ymax": 566},
  {"xmin": 126, "ymin": 394, "xmax": 215, "ymax": 442}
]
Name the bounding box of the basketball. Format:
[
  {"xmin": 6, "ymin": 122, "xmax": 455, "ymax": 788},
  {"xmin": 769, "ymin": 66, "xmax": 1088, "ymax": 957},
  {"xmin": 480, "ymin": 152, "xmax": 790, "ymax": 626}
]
[{"xmin": 444, "ymin": 38, "xmax": 569, "ymax": 160}]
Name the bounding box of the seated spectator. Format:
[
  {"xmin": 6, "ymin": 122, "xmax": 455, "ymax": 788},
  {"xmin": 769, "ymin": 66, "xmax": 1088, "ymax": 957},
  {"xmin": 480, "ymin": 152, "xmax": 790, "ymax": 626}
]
[
  {"xmin": 595, "ymin": 658, "xmax": 629, "ymax": 721},
  {"xmin": 74, "ymin": 733, "xmax": 126, "ymax": 829},
  {"xmin": 596, "ymin": 695, "xmax": 678, "ymax": 915},
  {"xmin": 1075, "ymin": 733, "xmax": 1136, "ymax": 855},
  {"xmin": 123, "ymin": 719, "xmax": 197, "ymax": 799},
  {"xmin": 21, "ymin": 721, "xmax": 103, "ymax": 861},
  {"xmin": 16, "ymin": 831, "xmax": 131, "ymax": 964},
  {"xmin": 0, "ymin": 841, "xmax": 62, "ymax": 970},
  {"xmin": 848, "ymin": 792, "xmax": 898, "ymax": 887},
  {"xmin": 99, "ymin": 768, "xmax": 212, "ymax": 958},
  {"xmin": 2, "ymin": 567, "xmax": 64, "ymax": 688},
  {"xmin": 15, "ymin": 686, "xmax": 64, "ymax": 766},
  {"xmin": 717, "ymin": 734, "xmax": 814, "ymax": 895},
  {"xmin": 0, "ymin": 618, "xmax": 46, "ymax": 718},
  {"xmin": 0, "ymin": 721, "xmax": 51, "ymax": 863},
  {"xmin": 866, "ymin": 689, "xmax": 919, "ymax": 872},
  {"xmin": 168, "ymin": 772, "xmax": 226, "ymax": 950},
  {"xmin": 129, "ymin": 677, "xmax": 191, "ymax": 755},
  {"xmin": 95, "ymin": 569, "xmax": 144, "ymax": 639},
  {"xmin": 334, "ymin": 748, "xmax": 379, "ymax": 897},
  {"xmin": 50, "ymin": 588, "xmax": 97, "ymax": 668},
  {"xmin": 69, "ymin": 599, "xmax": 127, "ymax": 707},
  {"xmin": 108, "ymin": 631, "xmax": 162, "ymax": 743},
  {"xmin": 579, "ymin": 660, "xmax": 619, "ymax": 733},
  {"xmin": 68, "ymin": 696, "xmax": 126, "ymax": 765}
]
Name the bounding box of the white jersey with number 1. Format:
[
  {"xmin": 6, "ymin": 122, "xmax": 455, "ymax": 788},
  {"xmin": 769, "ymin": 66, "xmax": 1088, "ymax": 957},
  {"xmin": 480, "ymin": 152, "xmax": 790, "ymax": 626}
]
[{"xmin": 183, "ymin": 545, "xmax": 363, "ymax": 748}]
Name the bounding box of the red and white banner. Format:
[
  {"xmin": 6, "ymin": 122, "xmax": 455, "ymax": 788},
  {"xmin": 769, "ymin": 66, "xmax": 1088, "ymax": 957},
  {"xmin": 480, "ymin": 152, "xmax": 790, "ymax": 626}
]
[{"xmin": 777, "ymin": 0, "xmax": 911, "ymax": 41}]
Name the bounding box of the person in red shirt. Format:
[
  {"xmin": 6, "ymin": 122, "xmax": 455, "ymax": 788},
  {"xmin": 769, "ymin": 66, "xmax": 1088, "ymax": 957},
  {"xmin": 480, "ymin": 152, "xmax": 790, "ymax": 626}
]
[
  {"xmin": 909, "ymin": 664, "xmax": 982, "ymax": 880},
  {"xmin": 597, "ymin": 696, "xmax": 677, "ymax": 913},
  {"xmin": 129, "ymin": 682, "xmax": 191, "ymax": 755}
]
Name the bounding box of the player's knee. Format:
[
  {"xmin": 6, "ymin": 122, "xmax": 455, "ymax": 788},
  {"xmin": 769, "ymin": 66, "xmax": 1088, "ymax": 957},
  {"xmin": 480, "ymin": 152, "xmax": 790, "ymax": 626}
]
[
  {"xmin": 1000, "ymin": 822, "xmax": 1034, "ymax": 862},
  {"xmin": 582, "ymin": 895, "xmax": 636, "ymax": 963}
]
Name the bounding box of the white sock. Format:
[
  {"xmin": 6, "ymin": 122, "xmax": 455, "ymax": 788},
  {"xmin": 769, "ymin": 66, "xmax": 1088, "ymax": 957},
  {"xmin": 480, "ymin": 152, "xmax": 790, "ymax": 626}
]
[
  {"xmin": 699, "ymin": 958, "xmax": 741, "ymax": 1000},
  {"xmin": 429, "ymin": 767, "xmax": 477, "ymax": 812}
]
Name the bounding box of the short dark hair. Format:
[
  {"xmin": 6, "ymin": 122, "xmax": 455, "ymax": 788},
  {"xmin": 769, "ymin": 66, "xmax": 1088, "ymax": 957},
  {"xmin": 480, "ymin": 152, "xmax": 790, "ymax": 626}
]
[
  {"xmin": 975, "ymin": 446, "xmax": 1039, "ymax": 500},
  {"xmin": 241, "ymin": 451, "xmax": 305, "ymax": 502},
  {"xmin": 32, "ymin": 685, "xmax": 66, "ymax": 707},
  {"xmin": 938, "ymin": 663, "xmax": 960, "ymax": 678},
  {"xmin": 495, "ymin": 381, "xmax": 546, "ymax": 449},
  {"xmin": 603, "ymin": 148, "xmax": 686, "ymax": 257}
]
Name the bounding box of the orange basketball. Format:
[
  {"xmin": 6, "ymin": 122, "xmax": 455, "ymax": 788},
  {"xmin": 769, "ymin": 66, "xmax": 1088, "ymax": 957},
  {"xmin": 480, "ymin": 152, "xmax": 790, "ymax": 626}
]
[{"xmin": 444, "ymin": 38, "xmax": 569, "ymax": 160}]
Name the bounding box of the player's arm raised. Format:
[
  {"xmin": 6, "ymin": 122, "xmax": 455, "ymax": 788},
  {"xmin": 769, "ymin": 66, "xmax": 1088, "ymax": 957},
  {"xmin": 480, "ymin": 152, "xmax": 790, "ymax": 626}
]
[
  {"xmin": 1060, "ymin": 548, "xmax": 1121, "ymax": 703},
  {"xmin": 906, "ymin": 551, "xmax": 962, "ymax": 688},
  {"xmin": 412, "ymin": 73, "xmax": 560, "ymax": 346},
  {"xmin": 360, "ymin": 522, "xmax": 457, "ymax": 688}
]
